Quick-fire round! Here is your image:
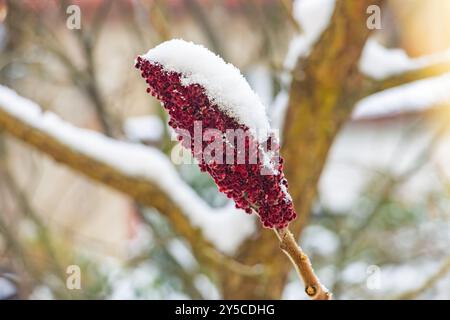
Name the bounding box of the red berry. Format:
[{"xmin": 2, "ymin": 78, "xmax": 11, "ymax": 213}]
[{"xmin": 136, "ymin": 58, "xmax": 297, "ymax": 228}]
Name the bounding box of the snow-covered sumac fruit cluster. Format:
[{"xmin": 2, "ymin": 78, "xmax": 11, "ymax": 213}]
[{"xmin": 135, "ymin": 39, "xmax": 296, "ymax": 228}]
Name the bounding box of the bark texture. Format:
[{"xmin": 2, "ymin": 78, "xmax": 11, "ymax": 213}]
[{"xmin": 221, "ymin": 0, "xmax": 384, "ymax": 299}]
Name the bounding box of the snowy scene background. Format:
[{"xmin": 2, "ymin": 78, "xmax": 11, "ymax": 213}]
[{"xmin": 0, "ymin": 0, "xmax": 450, "ymax": 300}]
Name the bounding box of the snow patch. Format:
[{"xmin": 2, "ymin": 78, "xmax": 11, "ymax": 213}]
[
  {"xmin": 273, "ymin": 0, "xmax": 335, "ymax": 129},
  {"xmin": 0, "ymin": 277, "xmax": 16, "ymax": 299},
  {"xmin": 167, "ymin": 239, "xmax": 199, "ymax": 271},
  {"xmin": 353, "ymin": 72, "xmax": 450, "ymax": 119},
  {"xmin": 301, "ymin": 225, "xmax": 339, "ymax": 256},
  {"xmin": 124, "ymin": 115, "xmax": 164, "ymax": 142},
  {"xmin": 245, "ymin": 65, "xmax": 273, "ymax": 108},
  {"xmin": 270, "ymin": 90, "xmax": 289, "ymax": 132},
  {"xmin": 141, "ymin": 39, "xmax": 270, "ymax": 143},
  {"xmin": 360, "ymin": 38, "xmax": 450, "ymax": 80},
  {"xmin": 194, "ymin": 274, "xmax": 221, "ymax": 300},
  {"xmin": 284, "ymin": 0, "xmax": 336, "ymax": 70}
]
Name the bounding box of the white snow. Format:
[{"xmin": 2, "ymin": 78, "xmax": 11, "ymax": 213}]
[
  {"xmin": 319, "ymin": 160, "xmax": 368, "ymax": 214},
  {"xmin": 355, "ymin": 39, "xmax": 450, "ymax": 119},
  {"xmin": 284, "ymin": 0, "xmax": 336, "ymax": 71},
  {"xmin": 127, "ymin": 223, "xmax": 153, "ymax": 258},
  {"xmin": 194, "ymin": 274, "xmax": 221, "ymax": 300},
  {"xmin": 319, "ymin": 117, "xmax": 440, "ymax": 213},
  {"xmin": 275, "ymin": 3, "xmax": 450, "ymax": 125},
  {"xmin": 245, "ymin": 65, "xmax": 273, "ymax": 108},
  {"xmin": 277, "ymin": 7, "xmax": 450, "ymax": 124},
  {"xmin": 301, "ymin": 225, "xmax": 339, "ymax": 256},
  {"xmin": 353, "ymin": 72, "xmax": 450, "ymax": 119},
  {"xmin": 167, "ymin": 239, "xmax": 199, "ymax": 271},
  {"xmin": 282, "ymin": 279, "xmax": 308, "ymax": 300},
  {"xmin": 271, "ymin": 0, "xmax": 335, "ymax": 130},
  {"xmin": 0, "ymin": 85, "xmax": 256, "ymax": 254},
  {"xmin": 340, "ymin": 261, "xmax": 370, "ymax": 285},
  {"xmin": 107, "ymin": 262, "xmax": 182, "ymax": 299},
  {"xmin": 28, "ymin": 285, "xmax": 54, "ymax": 300},
  {"xmin": 270, "ymin": 90, "xmax": 289, "ymax": 133},
  {"xmin": 141, "ymin": 39, "xmax": 270, "ymax": 143},
  {"xmin": 124, "ymin": 115, "xmax": 164, "ymax": 142},
  {"xmin": 360, "ymin": 38, "xmax": 450, "ymax": 80},
  {"xmin": 363, "ymin": 260, "xmax": 450, "ymax": 299},
  {"xmin": 0, "ymin": 277, "xmax": 16, "ymax": 299}
]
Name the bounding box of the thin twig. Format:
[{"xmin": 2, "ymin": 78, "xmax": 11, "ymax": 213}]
[
  {"xmin": 203, "ymin": 247, "xmax": 264, "ymax": 277},
  {"xmin": 274, "ymin": 227, "xmax": 332, "ymax": 300},
  {"xmin": 395, "ymin": 256, "xmax": 450, "ymax": 300}
]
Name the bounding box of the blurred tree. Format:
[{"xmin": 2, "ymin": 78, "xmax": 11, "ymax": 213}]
[{"xmin": 1, "ymin": 0, "xmax": 450, "ymax": 300}]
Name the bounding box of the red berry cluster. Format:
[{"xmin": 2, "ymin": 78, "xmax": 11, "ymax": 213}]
[{"xmin": 135, "ymin": 56, "xmax": 297, "ymax": 228}]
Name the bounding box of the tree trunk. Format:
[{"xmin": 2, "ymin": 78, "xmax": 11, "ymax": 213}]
[{"xmin": 220, "ymin": 0, "xmax": 383, "ymax": 299}]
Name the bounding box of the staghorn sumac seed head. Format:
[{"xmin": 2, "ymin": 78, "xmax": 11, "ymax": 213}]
[{"xmin": 135, "ymin": 39, "xmax": 297, "ymax": 228}]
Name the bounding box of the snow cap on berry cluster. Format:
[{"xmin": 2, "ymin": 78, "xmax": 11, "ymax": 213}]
[
  {"xmin": 136, "ymin": 39, "xmax": 297, "ymax": 228},
  {"xmin": 141, "ymin": 39, "xmax": 270, "ymax": 143}
]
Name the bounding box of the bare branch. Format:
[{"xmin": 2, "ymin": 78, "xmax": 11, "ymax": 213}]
[
  {"xmin": 368, "ymin": 61, "xmax": 450, "ymax": 94},
  {"xmin": 220, "ymin": 0, "xmax": 385, "ymax": 299},
  {"xmin": 0, "ymin": 98, "xmax": 260, "ymax": 278},
  {"xmin": 275, "ymin": 227, "xmax": 331, "ymax": 300},
  {"xmin": 395, "ymin": 256, "xmax": 450, "ymax": 300}
]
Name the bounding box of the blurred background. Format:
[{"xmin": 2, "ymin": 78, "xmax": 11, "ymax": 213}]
[{"xmin": 0, "ymin": 0, "xmax": 449, "ymax": 300}]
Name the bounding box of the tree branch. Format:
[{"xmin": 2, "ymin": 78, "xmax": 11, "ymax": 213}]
[
  {"xmin": 367, "ymin": 60, "xmax": 450, "ymax": 94},
  {"xmin": 275, "ymin": 227, "xmax": 331, "ymax": 300},
  {"xmin": 395, "ymin": 256, "xmax": 450, "ymax": 300},
  {"xmin": 220, "ymin": 0, "xmax": 384, "ymax": 299},
  {"xmin": 0, "ymin": 96, "xmax": 260, "ymax": 278}
]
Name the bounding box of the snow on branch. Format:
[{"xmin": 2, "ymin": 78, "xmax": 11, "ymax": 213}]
[
  {"xmin": 360, "ymin": 38, "xmax": 450, "ymax": 80},
  {"xmin": 284, "ymin": 0, "xmax": 336, "ymax": 71},
  {"xmin": 353, "ymin": 72, "xmax": 450, "ymax": 120},
  {"xmin": 0, "ymin": 85, "xmax": 255, "ymax": 255},
  {"xmin": 360, "ymin": 38, "xmax": 450, "ymax": 97},
  {"xmin": 271, "ymin": 0, "xmax": 335, "ymax": 131}
]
